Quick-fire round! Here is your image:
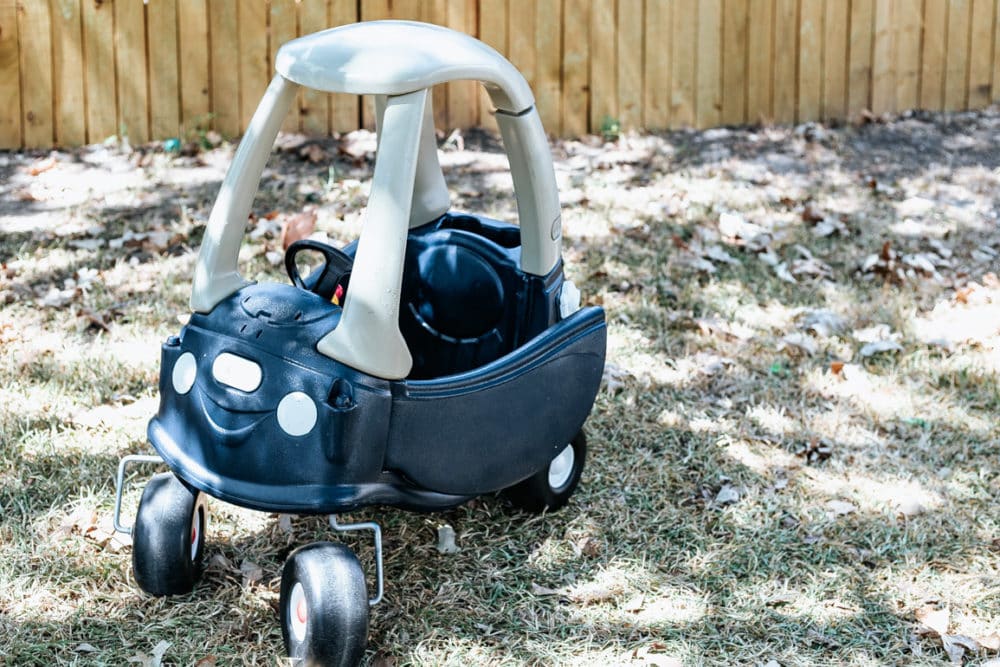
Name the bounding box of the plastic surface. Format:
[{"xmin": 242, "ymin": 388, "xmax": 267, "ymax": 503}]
[
  {"xmin": 147, "ymin": 216, "xmax": 607, "ymax": 513},
  {"xmin": 495, "ymin": 108, "xmax": 562, "ymax": 275},
  {"xmin": 374, "ymin": 92, "xmax": 452, "ymax": 228},
  {"xmin": 189, "ymin": 21, "xmax": 565, "ymax": 377},
  {"xmin": 280, "ymin": 542, "xmax": 369, "ymax": 666},
  {"xmin": 317, "ymin": 88, "xmax": 427, "ymax": 379},
  {"xmin": 191, "ymin": 75, "xmax": 298, "ymax": 313},
  {"xmin": 132, "ymin": 472, "xmax": 205, "ymax": 595},
  {"xmin": 275, "ymin": 20, "xmax": 534, "ymax": 113}
]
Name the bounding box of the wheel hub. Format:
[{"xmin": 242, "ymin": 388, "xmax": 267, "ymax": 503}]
[
  {"xmin": 289, "ymin": 582, "xmax": 308, "ymax": 643},
  {"xmin": 547, "ymin": 443, "xmax": 575, "ymax": 490}
]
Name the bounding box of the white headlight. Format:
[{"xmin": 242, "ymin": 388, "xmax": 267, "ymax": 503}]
[
  {"xmin": 172, "ymin": 352, "xmax": 197, "ymax": 395},
  {"xmin": 277, "ymin": 392, "xmax": 317, "ymax": 437},
  {"xmin": 212, "ymin": 353, "xmax": 262, "ymax": 393}
]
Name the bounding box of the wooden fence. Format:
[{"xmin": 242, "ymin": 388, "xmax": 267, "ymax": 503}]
[{"xmin": 3, "ymin": 0, "xmax": 1000, "ymax": 149}]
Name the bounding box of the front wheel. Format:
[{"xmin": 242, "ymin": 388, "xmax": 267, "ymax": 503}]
[
  {"xmin": 280, "ymin": 542, "xmax": 369, "ymax": 667},
  {"xmin": 502, "ymin": 430, "xmax": 587, "ymax": 513},
  {"xmin": 132, "ymin": 472, "xmax": 207, "ymax": 595}
]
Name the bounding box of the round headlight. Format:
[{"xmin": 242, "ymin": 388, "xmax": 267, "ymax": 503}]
[
  {"xmin": 172, "ymin": 352, "xmax": 197, "ymax": 395},
  {"xmin": 277, "ymin": 392, "xmax": 317, "ymax": 437}
]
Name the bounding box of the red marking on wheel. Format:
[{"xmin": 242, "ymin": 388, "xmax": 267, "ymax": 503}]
[{"xmin": 296, "ymin": 596, "xmax": 308, "ymax": 624}]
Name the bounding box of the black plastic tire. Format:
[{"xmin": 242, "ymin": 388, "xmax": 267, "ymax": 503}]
[
  {"xmin": 280, "ymin": 542, "xmax": 369, "ymax": 667},
  {"xmin": 132, "ymin": 472, "xmax": 206, "ymax": 596},
  {"xmin": 502, "ymin": 430, "xmax": 587, "ymax": 513}
]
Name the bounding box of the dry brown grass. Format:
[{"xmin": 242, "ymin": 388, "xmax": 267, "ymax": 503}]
[{"xmin": 1, "ymin": 110, "xmax": 999, "ymax": 666}]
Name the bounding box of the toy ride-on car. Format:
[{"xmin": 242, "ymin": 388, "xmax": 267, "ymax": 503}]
[{"xmin": 112, "ymin": 20, "xmax": 606, "ymax": 665}]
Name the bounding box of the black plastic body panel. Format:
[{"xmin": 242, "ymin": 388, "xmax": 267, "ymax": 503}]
[{"xmin": 147, "ymin": 214, "xmax": 606, "ymax": 514}]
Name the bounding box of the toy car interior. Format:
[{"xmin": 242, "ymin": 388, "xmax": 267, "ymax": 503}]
[{"xmin": 112, "ymin": 20, "xmax": 607, "ymax": 666}]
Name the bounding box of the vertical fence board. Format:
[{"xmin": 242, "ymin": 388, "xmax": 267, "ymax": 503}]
[
  {"xmin": 115, "ymin": 0, "xmax": 148, "ymax": 143},
  {"xmin": 822, "ymin": 0, "xmax": 848, "ymax": 120},
  {"xmin": 19, "ymin": 1, "xmax": 53, "ymax": 148},
  {"xmin": 0, "ymin": 0, "xmax": 20, "ymax": 148},
  {"xmin": 178, "ymin": 0, "xmax": 211, "ymax": 137},
  {"xmin": 563, "ymin": 0, "xmax": 590, "ymax": 135},
  {"xmin": 148, "ymin": 0, "xmax": 181, "ymax": 141},
  {"xmin": 671, "ymin": 0, "xmax": 696, "ymax": 126},
  {"xmin": 478, "ymin": 0, "xmax": 507, "ymax": 130},
  {"xmin": 747, "ymin": 0, "xmax": 773, "ymax": 123},
  {"xmin": 617, "ymin": 0, "xmax": 643, "ymax": 130},
  {"xmin": 894, "ymin": 0, "xmax": 922, "ymax": 111},
  {"xmin": 968, "ymin": 0, "xmax": 994, "ymax": 107},
  {"xmin": 696, "ymin": 0, "xmax": 722, "ymax": 127},
  {"xmin": 300, "ymin": 0, "xmax": 331, "ymax": 136},
  {"xmin": 239, "ymin": 0, "xmax": 268, "ymax": 131},
  {"xmin": 643, "ymin": 0, "xmax": 671, "ymax": 129},
  {"xmin": 329, "ymin": 0, "xmax": 358, "ymax": 132},
  {"xmin": 359, "ymin": 0, "xmax": 392, "ymax": 129},
  {"xmin": 51, "ymin": 0, "xmax": 86, "ymax": 147},
  {"xmin": 536, "ymin": 0, "xmax": 562, "ymax": 133},
  {"xmin": 871, "ymin": 0, "xmax": 895, "ymax": 114},
  {"xmin": 848, "ymin": 0, "xmax": 874, "ymax": 113},
  {"xmin": 798, "ymin": 0, "xmax": 822, "ymax": 122},
  {"xmin": 209, "ymin": 0, "xmax": 240, "ymax": 137},
  {"xmin": 447, "ymin": 0, "xmax": 479, "ymax": 129},
  {"xmin": 722, "ymin": 0, "xmax": 748, "ymax": 125},
  {"xmin": 420, "ymin": 0, "xmax": 450, "ymax": 127},
  {"xmin": 921, "ymin": 0, "xmax": 947, "ymax": 109},
  {"xmin": 82, "ymin": 0, "xmax": 115, "ymax": 143},
  {"xmin": 270, "ymin": 0, "xmax": 300, "ymax": 133},
  {"xmin": 772, "ymin": 0, "xmax": 796, "ymax": 123},
  {"xmin": 590, "ymin": 0, "xmax": 617, "ymax": 130},
  {"xmin": 945, "ymin": 0, "xmax": 971, "ymax": 109},
  {"xmin": 994, "ymin": 0, "xmax": 1000, "ymax": 102}
]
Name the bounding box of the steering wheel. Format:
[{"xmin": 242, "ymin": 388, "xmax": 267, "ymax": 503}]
[{"xmin": 284, "ymin": 239, "xmax": 353, "ymax": 303}]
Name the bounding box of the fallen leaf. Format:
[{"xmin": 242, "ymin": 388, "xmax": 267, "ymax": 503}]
[
  {"xmin": 830, "ymin": 361, "xmax": 845, "ymax": 375},
  {"xmin": 704, "ymin": 244, "xmax": 739, "ymax": 265},
  {"xmin": 773, "ymin": 262, "xmax": 797, "ymax": 284},
  {"xmin": 859, "ymin": 339, "xmax": 903, "ymax": 357},
  {"xmin": 280, "ymin": 210, "xmax": 318, "ymax": 250},
  {"xmin": 576, "ymin": 536, "xmax": 603, "ymax": 557},
  {"xmin": 778, "ymin": 332, "xmax": 818, "ymax": 356},
  {"xmin": 207, "ymin": 553, "xmax": 234, "ymax": 571},
  {"xmin": 299, "ymin": 143, "xmax": 328, "ymax": 163},
  {"xmin": 193, "ymin": 657, "xmax": 218, "ymax": 667},
  {"xmin": 371, "ymin": 654, "xmax": 399, "ymax": 667},
  {"xmin": 435, "ymin": 524, "xmax": 460, "ymax": 554},
  {"xmin": 715, "ymin": 484, "xmax": 740, "ymax": 505},
  {"xmin": 894, "ymin": 496, "xmax": 926, "ymax": 518},
  {"xmin": 127, "ymin": 640, "xmax": 171, "ymax": 667},
  {"xmin": 38, "ymin": 286, "xmax": 78, "ymax": 308},
  {"xmin": 75, "ymin": 643, "xmax": 99, "ymax": 653},
  {"xmin": 942, "ymin": 634, "xmax": 980, "ymax": 666},
  {"xmin": 240, "ymin": 559, "xmax": 263, "ymax": 587},
  {"xmin": 28, "ymin": 156, "xmax": 57, "ymax": 176},
  {"xmin": 915, "ymin": 605, "xmax": 950, "ymax": 636},
  {"xmin": 78, "ymin": 308, "xmax": 111, "ymax": 332},
  {"xmin": 530, "ymin": 582, "xmax": 560, "ymax": 596},
  {"xmin": 277, "ymin": 514, "xmax": 293, "ymax": 534},
  {"xmin": 602, "ymin": 363, "xmax": 633, "ymax": 392},
  {"xmin": 826, "ymin": 500, "xmax": 857, "ymax": 516},
  {"xmin": 978, "ymin": 634, "xmax": 1000, "ymax": 650},
  {"xmin": 799, "ymin": 309, "xmax": 847, "ymax": 338},
  {"xmin": 623, "ymin": 593, "xmax": 645, "ymax": 612}
]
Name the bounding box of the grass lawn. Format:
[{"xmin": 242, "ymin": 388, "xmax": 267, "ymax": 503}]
[{"xmin": 1, "ymin": 110, "xmax": 999, "ymax": 666}]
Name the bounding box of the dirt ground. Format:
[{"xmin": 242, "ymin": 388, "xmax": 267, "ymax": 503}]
[{"xmin": 1, "ymin": 108, "xmax": 999, "ymax": 666}]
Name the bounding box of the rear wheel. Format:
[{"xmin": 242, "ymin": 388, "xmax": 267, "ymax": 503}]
[
  {"xmin": 502, "ymin": 430, "xmax": 587, "ymax": 513},
  {"xmin": 132, "ymin": 472, "xmax": 206, "ymax": 595},
  {"xmin": 280, "ymin": 542, "xmax": 369, "ymax": 667}
]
